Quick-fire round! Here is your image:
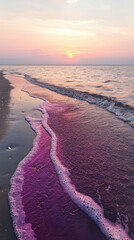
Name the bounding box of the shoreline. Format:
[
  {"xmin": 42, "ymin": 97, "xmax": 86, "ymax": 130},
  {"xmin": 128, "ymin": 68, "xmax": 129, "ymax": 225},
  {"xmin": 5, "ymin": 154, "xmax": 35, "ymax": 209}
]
[{"xmin": 0, "ymin": 72, "xmax": 40, "ymax": 240}]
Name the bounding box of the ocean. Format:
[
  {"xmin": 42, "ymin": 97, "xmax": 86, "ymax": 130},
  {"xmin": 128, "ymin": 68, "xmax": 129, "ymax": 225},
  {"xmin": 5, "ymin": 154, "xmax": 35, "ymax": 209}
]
[{"xmin": 1, "ymin": 65, "xmax": 134, "ymax": 240}]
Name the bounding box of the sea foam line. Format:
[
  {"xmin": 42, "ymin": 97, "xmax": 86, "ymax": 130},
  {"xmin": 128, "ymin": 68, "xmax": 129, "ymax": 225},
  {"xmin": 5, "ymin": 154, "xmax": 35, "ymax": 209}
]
[
  {"xmin": 25, "ymin": 74, "xmax": 134, "ymax": 128},
  {"xmin": 37, "ymin": 101, "xmax": 132, "ymax": 240}
]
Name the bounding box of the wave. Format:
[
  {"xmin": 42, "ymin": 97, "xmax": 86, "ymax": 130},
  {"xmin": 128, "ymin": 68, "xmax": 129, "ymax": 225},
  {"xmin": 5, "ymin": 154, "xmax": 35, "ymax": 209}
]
[{"xmin": 24, "ymin": 74, "xmax": 134, "ymax": 128}]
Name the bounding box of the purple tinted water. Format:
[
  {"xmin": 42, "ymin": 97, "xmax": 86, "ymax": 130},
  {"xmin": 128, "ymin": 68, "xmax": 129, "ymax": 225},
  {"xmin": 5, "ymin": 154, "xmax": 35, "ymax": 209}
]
[
  {"xmin": 47, "ymin": 102, "xmax": 134, "ymax": 239},
  {"xmin": 22, "ymin": 123, "xmax": 107, "ymax": 240}
]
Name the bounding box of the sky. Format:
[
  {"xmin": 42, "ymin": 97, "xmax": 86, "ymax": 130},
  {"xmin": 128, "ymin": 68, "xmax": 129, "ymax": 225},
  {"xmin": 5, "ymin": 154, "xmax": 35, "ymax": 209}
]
[{"xmin": 0, "ymin": 0, "xmax": 134, "ymax": 64}]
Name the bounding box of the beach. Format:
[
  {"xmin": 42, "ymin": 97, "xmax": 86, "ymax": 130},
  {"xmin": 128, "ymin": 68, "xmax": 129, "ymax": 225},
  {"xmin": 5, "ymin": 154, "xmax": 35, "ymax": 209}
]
[
  {"xmin": 1, "ymin": 0, "xmax": 134, "ymax": 238},
  {"xmin": 0, "ymin": 67, "xmax": 134, "ymax": 240},
  {"xmin": 0, "ymin": 72, "xmax": 42, "ymax": 239}
]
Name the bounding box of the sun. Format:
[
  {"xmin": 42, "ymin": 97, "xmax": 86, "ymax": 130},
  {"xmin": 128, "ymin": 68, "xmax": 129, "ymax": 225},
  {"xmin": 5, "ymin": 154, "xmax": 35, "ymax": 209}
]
[
  {"xmin": 65, "ymin": 51, "xmax": 74, "ymax": 60},
  {"xmin": 68, "ymin": 52, "xmax": 73, "ymax": 59},
  {"xmin": 69, "ymin": 53, "xmax": 72, "ymax": 58}
]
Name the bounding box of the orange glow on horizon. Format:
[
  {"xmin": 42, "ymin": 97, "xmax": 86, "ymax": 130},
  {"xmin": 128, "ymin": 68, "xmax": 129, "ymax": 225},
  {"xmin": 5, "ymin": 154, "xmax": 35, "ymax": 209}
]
[{"xmin": 0, "ymin": 16, "xmax": 134, "ymax": 64}]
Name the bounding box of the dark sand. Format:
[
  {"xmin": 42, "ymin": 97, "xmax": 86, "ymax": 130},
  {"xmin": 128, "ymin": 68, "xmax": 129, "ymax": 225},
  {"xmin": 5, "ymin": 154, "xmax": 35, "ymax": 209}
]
[
  {"xmin": 0, "ymin": 72, "xmax": 16, "ymax": 239},
  {"xmin": 0, "ymin": 72, "xmax": 13, "ymax": 140}
]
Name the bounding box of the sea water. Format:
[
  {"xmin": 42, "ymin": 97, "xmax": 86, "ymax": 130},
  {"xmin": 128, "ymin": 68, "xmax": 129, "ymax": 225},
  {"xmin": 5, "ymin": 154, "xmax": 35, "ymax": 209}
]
[
  {"xmin": 1, "ymin": 65, "xmax": 134, "ymax": 240},
  {"xmin": 1, "ymin": 65, "xmax": 134, "ymax": 107}
]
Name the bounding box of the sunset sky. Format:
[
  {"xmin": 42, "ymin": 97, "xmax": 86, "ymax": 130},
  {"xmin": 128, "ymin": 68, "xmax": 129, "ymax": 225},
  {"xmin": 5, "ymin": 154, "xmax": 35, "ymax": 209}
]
[{"xmin": 0, "ymin": 0, "xmax": 134, "ymax": 64}]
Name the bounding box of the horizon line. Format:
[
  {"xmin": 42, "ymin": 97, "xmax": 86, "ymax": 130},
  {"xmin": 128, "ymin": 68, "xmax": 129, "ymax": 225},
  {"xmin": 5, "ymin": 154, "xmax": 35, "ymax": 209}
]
[{"xmin": 0, "ymin": 63, "xmax": 134, "ymax": 66}]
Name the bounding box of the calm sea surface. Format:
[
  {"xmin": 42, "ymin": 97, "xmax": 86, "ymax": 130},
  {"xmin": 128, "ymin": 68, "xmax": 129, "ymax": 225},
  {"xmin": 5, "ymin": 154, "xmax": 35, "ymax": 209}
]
[{"xmin": 1, "ymin": 65, "xmax": 134, "ymax": 107}]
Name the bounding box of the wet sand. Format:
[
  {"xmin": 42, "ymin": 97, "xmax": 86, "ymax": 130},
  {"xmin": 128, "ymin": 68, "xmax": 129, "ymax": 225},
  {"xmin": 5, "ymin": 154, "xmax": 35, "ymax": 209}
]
[
  {"xmin": 0, "ymin": 72, "xmax": 13, "ymax": 140},
  {"xmin": 0, "ymin": 73, "xmax": 42, "ymax": 240},
  {"xmin": 0, "ymin": 72, "xmax": 16, "ymax": 239}
]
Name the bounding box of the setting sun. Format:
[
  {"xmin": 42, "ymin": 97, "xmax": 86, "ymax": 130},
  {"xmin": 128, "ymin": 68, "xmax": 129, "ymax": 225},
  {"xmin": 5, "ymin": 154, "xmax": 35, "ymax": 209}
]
[{"xmin": 68, "ymin": 52, "xmax": 73, "ymax": 59}]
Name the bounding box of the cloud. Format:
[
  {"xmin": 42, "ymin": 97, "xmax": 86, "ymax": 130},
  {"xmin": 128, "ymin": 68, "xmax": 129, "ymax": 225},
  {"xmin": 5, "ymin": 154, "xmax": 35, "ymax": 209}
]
[{"xmin": 67, "ymin": 0, "xmax": 78, "ymax": 4}]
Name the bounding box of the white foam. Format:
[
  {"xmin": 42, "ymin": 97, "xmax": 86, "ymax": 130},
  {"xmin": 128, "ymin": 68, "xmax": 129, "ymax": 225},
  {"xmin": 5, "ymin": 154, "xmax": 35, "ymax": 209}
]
[{"xmin": 8, "ymin": 146, "xmax": 12, "ymax": 150}]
